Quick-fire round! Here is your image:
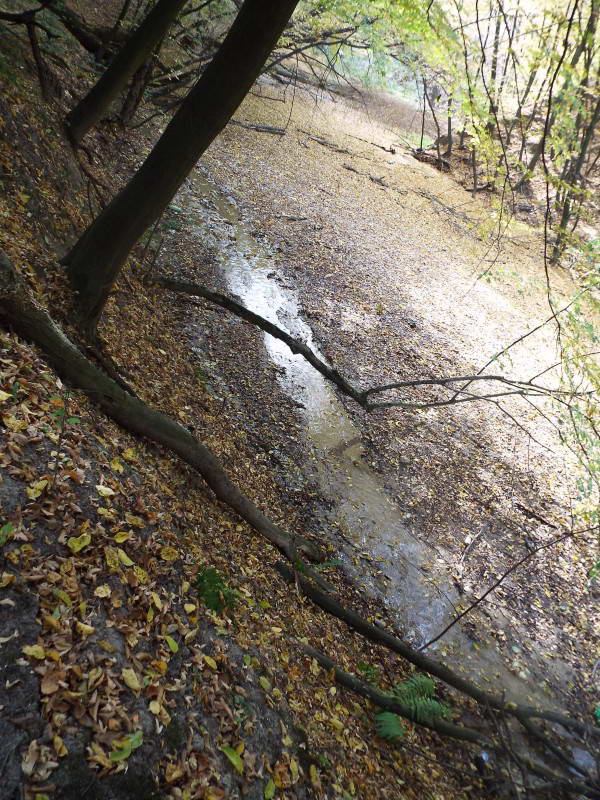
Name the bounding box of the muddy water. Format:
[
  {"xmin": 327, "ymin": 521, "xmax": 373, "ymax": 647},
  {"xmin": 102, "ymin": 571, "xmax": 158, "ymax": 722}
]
[{"xmin": 185, "ymin": 171, "xmax": 568, "ymax": 710}]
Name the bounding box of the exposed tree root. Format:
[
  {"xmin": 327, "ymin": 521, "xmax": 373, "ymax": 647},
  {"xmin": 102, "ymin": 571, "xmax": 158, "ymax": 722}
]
[
  {"xmin": 1, "ymin": 252, "xmax": 598, "ymax": 795},
  {"xmin": 274, "ymin": 562, "xmax": 600, "ymax": 738},
  {"xmin": 299, "ymin": 642, "xmax": 490, "ymax": 746},
  {"xmin": 277, "ymin": 564, "xmax": 600, "ymax": 796},
  {"xmin": 301, "ymin": 644, "xmax": 598, "ymax": 797},
  {"xmin": 0, "ymin": 251, "xmax": 325, "ymax": 569}
]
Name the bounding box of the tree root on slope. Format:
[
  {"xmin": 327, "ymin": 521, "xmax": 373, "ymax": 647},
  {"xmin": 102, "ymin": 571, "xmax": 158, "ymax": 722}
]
[
  {"xmin": 275, "ymin": 562, "xmax": 600, "ymax": 798},
  {"xmin": 0, "ymin": 250, "xmax": 325, "ymax": 571}
]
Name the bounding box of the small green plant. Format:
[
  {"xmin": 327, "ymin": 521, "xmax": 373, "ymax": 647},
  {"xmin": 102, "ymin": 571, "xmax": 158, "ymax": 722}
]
[
  {"xmin": 375, "ymin": 674, "xmax": 451, "ymax": 740},
  {"xmin": 194, "ymin": 366, "xmax": 209, "ymax": 385},
  {"xmin": 316, "ymin": 753, "xmax": 331, "ymax": 769},
  {"xmin": 357, "ymin": 662, "xmax": 380, "ymax": 684},
  {"xmin": 375, "ymin": 711, "xmax": 406, "ymax": 740},
  {"xmin": 0, "ymin": 522, "xmax": 13, "ymax": 548},
  {"xmin": 195, "ymin": 566, "xmax": 237, "ymax": 613}
]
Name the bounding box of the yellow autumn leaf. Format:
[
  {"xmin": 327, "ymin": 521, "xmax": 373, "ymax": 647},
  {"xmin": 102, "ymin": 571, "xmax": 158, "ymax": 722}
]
[
  {"xmin": 96, "ymin": 484, "xmax": 115, "ymax": 498},
  {"xmin": 122, "ymin": 448, "xmax": 137, "ymax": 462},
  {"xmin": 89, "ymin": 742, "xmax": 112, "ymax": 769},
  {"xmin": 1, "ymin": 572, "xmax": 15, "ymax": 588},
  {"xmin": 3, "ymin": 415, "xmax": 27, "ymax": 431},
  {"xmin": 184, "ymin": 603, "xmax": 196, "ymax": 614},
  {"xmin": 148, "ymin": 700, "xmax": 161, "ymax": 715},
  {"xmin": 125, "ymin": 512, "xmax": 144, "ymax": 527},
  {"xmin": 165, "ymin": 763, "xmax": 184, "ymax": 783},
  {"xmin": 22, "ymin": 644, "xmax": 45, "ymax": 660},
  {"xmin": 309, "ymin": 764, "xmax": 321, "ymax": 788},
  {"xmin": 184, "ymin": 627, "xmax": 198, "ymax": 643},
  {"xmin": 165, "ymin": 635, "xmax": 178, "ymax": 653},
  {"xmin": 160, "ymin": 545, "xmax": 179, "ymax": 562},
  {"xmin": 42, "ymin": 614, "xmax": 61, "ymax": 631},
  {"xmin": 133, "ymin": 565, "xmax": 149, "ymax": 583},
  {"xmin": 0, "ymin": 389, "xmax": 11, "ymax": 402},
  {"xmin": 290, "ymin": 758, "xmax": 299, "ymax": 782},
  {"xmin": 113, "ymin": 530, "xmax": 131, "ymax": 543},
  {"xmin": 203, "ymin": 655, "xmax": 218, "ymax": 670},
  {"xmin": 94, "ymin": 582, "xmax": 111, "ymax": 598},
  {"xmin": 67, "ymin": 532, "xmax": 91, "ymax": 554},
  {"xmin": 53, "ymin": 735, "xmax": 68, "ymax": 757},
  {"xmin": 151, "ymin": 591, "xmax": 162, "ymax": 610},
  {"xmin": 110, "ymin": 458, "xmax": 124, "ymax": 473},
  {"xmin": 26, "ymin": 479, "xmax": 48, "ymax": 499},
  {"xmin": 122, "ymin": 668, "xmax": 141, "ymax": 692},
  {"xmin": 117, "ymin": 548, "xmax": 134, "ymax": 567},
  {"xmin": 76, "ymin": 621, "xmax": 95, "ymax": 636},
  {"xmin": 104, "ymin": 546, "xmax": 120, "ymax": 572}
]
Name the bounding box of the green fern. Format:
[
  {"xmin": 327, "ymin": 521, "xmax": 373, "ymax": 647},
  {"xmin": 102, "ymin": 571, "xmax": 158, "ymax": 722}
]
[
  {"xmin": 390, "ymin": 674, "xmax": 451, "ymax": 724},
  {"xmin": 392, "ymin": 674, "xmax": 436, "ymax": 700},
  {"xmin": 375, "ymin": 711, "xmax": 406, "ymax": 740},
  {"xmin": 195, "ymin": 566, "xmax": 237, "ymax": 613}
]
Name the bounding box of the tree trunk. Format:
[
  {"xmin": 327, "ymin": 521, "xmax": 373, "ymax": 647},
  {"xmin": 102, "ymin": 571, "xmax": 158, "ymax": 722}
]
[
  {"xmin": 65, "ymin": 0, "xmax": 189, "ymax": 144},
  {"xmin": 119, "ymin": 56, "xmax": 155, "ymax": 126},
  {"xmin": 0, "ymin": 250, "xmax": 323, "ymax": 565},
  {"xmin": 63, "ymin": 0, "xmax": 301, "ymax": 331},
  {"xmin": 445, "ymin": 95, "xmax": 452, "ymax": 157}
]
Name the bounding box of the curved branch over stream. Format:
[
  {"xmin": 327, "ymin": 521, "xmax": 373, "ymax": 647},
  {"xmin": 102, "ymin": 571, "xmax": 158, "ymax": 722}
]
[
  {"xmin": 0, "ymin": 251, "xmax": 323, "ymax": 567},
  {"xmin": 158, "ymin": 273, "xmax": 590, "ymax": 412}
]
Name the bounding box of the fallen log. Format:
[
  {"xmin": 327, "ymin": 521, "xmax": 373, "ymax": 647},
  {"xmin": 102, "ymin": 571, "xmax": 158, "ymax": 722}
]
[{"xmin": 231, "ymin": 120, "xmax": 286, "ymax": 135}]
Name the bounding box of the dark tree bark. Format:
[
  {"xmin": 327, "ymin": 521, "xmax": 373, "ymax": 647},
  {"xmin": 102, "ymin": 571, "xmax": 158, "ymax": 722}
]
[
  {"xmin": 0, "ymin": 250, "xmax": 323, "ymax": 566},
  {"xmin": 66, "ymin": 0, "xmax": 189, "ymax": 143},
  {"xmin": 62, "ymin": 0, "xmax": 301, "ymax": 331}
]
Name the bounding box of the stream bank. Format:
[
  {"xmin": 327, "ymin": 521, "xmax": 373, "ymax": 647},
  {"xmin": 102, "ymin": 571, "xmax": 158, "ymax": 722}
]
[{"xmin": 158, "ymin": 78, "xmax": 598, "ymax": 726}]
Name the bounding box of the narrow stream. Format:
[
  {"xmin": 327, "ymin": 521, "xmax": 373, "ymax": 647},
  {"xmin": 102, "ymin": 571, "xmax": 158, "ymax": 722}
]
[{"xmin": 183, "ymin": 170, "xmax": 575, "ymax": 714}]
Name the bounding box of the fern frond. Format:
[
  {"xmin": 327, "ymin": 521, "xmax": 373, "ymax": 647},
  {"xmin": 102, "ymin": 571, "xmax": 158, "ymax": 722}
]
[
  {"xmin": 375, "ymin": 711, "xmax": 406, "ymax": 740},
  {"xmin": 408, "ymin": 697, "xmax": 451, "ymax": 724},
  {"xmin": 392, "ymin": 674, "xmax": 435, "ymax": 701},
  {"xmin": 390, "ymin": 675, "xmax": 451, "ymax": 723}
]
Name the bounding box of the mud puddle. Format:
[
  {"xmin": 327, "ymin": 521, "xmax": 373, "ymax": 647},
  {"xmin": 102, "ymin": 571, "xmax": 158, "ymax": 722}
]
[{"xmin": 182, "ymin": 169, "xmax": 575, "ymax": 714}]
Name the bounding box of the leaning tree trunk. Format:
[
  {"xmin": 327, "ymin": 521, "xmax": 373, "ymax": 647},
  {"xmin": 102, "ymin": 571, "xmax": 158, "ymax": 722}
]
[
  {"xmin": 62, "ymin": 0, "xmax": 301, "ymax": 331},
  {"xmin": 66, "ymin": 0, "xmax": 189, "ymax": 144}
]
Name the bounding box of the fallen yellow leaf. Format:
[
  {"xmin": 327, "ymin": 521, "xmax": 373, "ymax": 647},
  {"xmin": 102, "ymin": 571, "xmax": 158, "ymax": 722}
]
[{"xmin": 122, "ymin": 667, "xmax": 141, "ymax": 692}]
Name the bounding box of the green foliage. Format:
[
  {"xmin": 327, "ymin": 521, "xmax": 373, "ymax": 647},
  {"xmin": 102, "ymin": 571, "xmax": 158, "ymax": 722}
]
[
  {"xmin": 0, "ymin": 522, "xmax": 13, "ymax": 548},
  {"xmin": 195, "ymin": 566, "xmax": 237, "ymax": 613},
  {"xmin": 375, "ymin": 711, "xmax": 406, "ymax": 740},
  {"xmin": 375, "ymin": 673, "xmax": 451, "ymax": 741},
  {"xmin": 357, "ymin": 661, "xmax": 380, "ymax": 684},
  {"xmin": 109, "ymin": 729, "xmax": 143, "ymax": 762},
  {"xmin": 390, "ymin": 674, "xmax": 451, "ymax": 724},
  {"xmin": 588, "ymin": 560, "xmax": 600, "ymax": 584}
]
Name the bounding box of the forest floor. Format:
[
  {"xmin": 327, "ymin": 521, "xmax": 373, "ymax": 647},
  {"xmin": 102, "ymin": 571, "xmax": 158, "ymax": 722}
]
[
  {"xmin": 0, "ymin": 11, "xmax": 598, "ymax": 800},
  {"xmin": 177, "ymin": 78, "xmax": 598, "ymax": 710}
]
